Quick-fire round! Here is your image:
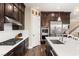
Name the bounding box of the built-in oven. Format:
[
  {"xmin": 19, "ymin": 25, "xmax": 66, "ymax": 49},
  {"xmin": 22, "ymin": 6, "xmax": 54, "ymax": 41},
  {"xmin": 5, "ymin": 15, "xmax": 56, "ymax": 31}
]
[
  {"xmin": 41, "ymin": 27, "xmax": 49, "ymax": 44},
  {"xmin": 41, "ymin": 27, "xmax": 49, "ymax": 36}
]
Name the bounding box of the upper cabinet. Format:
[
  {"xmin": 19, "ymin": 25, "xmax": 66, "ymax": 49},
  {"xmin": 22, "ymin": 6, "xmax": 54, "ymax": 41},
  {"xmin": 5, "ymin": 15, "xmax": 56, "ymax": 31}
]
[
  {"xmin": 41, "ymin": 12, "xmax": 71, "ymax": 28},
  {"xmin": 13, "ymin": 5, "xmax": 19, "ymax": 21},
  {"xmin": 12, "ymin": 3, "xmax": 25, "ymax": 30},
  {"xmin": 5, "ymin": 3, "xmax": 14, "ymax": 18},
  {"xmin": 0, "ymin": 3, "xmax": 25, "ymax": 31},
  {"xmin": 0, "ymin": 3, "xmax": 4, "ymax": 31}
]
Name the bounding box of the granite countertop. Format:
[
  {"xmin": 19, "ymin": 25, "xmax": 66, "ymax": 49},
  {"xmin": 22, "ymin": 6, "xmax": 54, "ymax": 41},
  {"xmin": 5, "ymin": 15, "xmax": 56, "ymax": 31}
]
[
  {"xmin": 46, "ymin": 37, "xmax": 79, "ymax": 56},
  {"xmin": 0, "ymin": 35, "xmax": 29, "ymax": 56}
]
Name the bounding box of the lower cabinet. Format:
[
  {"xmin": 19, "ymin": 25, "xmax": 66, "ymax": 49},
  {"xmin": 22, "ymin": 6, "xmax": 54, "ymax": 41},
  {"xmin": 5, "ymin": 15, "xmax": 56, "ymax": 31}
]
[
  {"xmin": 4, "ymin": 38, "xmax": 28, "ymax": 56},
  {"xmin": 24, "ymin": 38, "xmax": 29, "ymax": 53},
  {"xmin": 4, "ymin": 49, "xmax": 15, "ymax": 56},
  {"xmin": 14, "ymin": 41, "xmax": 25, "ymax": 56},
  {"xmin": 46, "ymin": 41, "xmax": 57, "ymax": 56}
]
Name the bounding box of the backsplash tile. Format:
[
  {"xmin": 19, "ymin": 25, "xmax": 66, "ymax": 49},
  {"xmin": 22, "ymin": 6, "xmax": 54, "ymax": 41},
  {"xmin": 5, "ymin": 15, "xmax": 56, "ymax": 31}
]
[{"xmin": 0, "ymin": 23, "xmax": 28, "ymax": 42}]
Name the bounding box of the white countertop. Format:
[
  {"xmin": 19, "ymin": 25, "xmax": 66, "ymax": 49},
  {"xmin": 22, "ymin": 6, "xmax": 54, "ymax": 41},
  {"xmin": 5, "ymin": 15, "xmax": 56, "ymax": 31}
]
[
  {"xmin": 46, "ymin": 37, "xmax": 79, "ymax": 56},
  {"xmin": 0, "ymin": 35, "xmax": 29, "ymax": 56}
]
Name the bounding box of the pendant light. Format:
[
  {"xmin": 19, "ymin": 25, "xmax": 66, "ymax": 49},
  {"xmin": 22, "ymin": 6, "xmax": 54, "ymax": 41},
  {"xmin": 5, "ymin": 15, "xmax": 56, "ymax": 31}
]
[{"xmin": 58, "ymin": 12, "xmax": 61, "ymax": 22}]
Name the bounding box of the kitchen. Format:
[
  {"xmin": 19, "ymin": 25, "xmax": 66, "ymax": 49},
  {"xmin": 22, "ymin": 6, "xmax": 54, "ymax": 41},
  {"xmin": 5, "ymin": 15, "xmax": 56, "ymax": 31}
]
[{"xmin": 0, "ymin": 3, "xmax": 79, "ymax": 56}]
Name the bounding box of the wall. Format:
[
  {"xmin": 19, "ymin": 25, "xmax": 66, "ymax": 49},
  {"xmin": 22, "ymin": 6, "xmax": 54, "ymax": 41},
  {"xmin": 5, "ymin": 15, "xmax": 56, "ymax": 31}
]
[
  {"xmin": 70, "ymin": 11, "xmax": 79, "ymax": 37},
  {"xmin": 0, "ymin": 23, "xmax": 28, "ymax": 42},
  {"xmin": 25, "ymin": 6, "xmax": 41, "ymax": 49},
  {"xmin": 25, "ymin": 6, "xmax": 32, "ymax": 49}
]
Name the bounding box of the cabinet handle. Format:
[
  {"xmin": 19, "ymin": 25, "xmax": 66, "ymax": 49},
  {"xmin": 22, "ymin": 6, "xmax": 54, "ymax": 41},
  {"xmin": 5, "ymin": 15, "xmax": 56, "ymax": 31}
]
[
  {"xmin": 50, "ymin": 50, "xmax": 54, "ymax": 56},
  {"xmin": 9, "ymin": 52, "xmax": 14, "ymax": 56}
]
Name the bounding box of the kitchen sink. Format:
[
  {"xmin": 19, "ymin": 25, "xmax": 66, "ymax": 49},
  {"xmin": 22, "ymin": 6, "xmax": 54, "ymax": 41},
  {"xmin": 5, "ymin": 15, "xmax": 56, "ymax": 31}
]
[
  {"xmin": 0, "ymin": 38, "xmax": 21, "ymax": 45},
  {"xmin": 50, "ymin": 40, "xmax": 64, "ymax": 44}
]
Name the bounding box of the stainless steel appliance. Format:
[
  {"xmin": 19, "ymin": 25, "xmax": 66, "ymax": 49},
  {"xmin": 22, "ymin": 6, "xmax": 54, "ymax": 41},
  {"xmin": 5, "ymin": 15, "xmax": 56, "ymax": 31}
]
[
  {"xmin": 0, "ymin": 38, "xmax": 22, "ymax": 45},
  {"xmin": 4, "ymin": 16, "xmax": 22, "ymax": 26}
]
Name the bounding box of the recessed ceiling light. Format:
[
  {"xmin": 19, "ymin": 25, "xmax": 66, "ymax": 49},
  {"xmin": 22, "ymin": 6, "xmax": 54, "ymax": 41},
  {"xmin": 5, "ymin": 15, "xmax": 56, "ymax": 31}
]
[
  {"xmin": 36, "ymin": 7, "xmax": 39, "ymax": 10},
  {"xmin": 75, "ymin": 7, "xmax": 79, "ymax": 12},
  {"xmin": 73, "ymin": 6, "xmax": 79, "ymax": 15}
]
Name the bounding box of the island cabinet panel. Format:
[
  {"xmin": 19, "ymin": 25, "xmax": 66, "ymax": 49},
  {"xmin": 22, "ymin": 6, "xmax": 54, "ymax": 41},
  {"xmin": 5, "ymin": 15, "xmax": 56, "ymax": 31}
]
[
  {"xmin": 4, "ymin": 49, "xmax": 15, "ymax": 56},
  {"xmin": 24, "ymin": 38, "xmax": 29, "ymax": 52},
  {"xmin": 45, "ymin": 41, "xmax": 57, "ymax": 56},
  {"xmin": 4, "ymin": 38, "xmax": 29, "ymax": 56},
  {"xmin": 0, "ymin": 3, "xmax": 4, "ymax": 31},
  {"xmin": 14, "ymin": 41, "xmax": 25, "ymax": 56}
]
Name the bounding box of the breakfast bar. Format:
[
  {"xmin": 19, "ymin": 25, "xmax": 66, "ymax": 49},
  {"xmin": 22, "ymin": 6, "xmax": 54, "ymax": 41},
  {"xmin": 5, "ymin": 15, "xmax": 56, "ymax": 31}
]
[{"xmin": 46, "ymin": 37, "xmax": 79, "ymax": 56}]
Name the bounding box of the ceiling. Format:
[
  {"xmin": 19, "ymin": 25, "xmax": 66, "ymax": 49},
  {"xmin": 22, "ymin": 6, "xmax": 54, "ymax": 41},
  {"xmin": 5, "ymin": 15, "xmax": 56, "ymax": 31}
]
[
  {"xmin": 25, "ymin": 3, "xmax": 79, "ymax": 12},
  {"xmin": 25, "ymin": 3, "xmax": 79, "ymax": 19}
]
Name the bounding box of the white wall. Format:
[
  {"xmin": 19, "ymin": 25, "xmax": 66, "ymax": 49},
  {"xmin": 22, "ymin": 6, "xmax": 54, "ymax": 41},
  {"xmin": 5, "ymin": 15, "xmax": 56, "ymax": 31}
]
[
  {"xmin": 25, "ymin": 6, "xmax": 41, "ymax": 49},
  {"xmin": 0, "ymin": 23, "xmax": 28, "ymax": 42},
  {"xmin": 25, "ymin": 6, "xmax": 32, "ymax": 49}
]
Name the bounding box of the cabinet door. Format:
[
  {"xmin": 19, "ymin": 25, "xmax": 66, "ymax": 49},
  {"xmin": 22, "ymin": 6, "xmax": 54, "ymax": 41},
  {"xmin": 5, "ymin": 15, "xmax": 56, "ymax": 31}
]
[
  {"xmin": 5, "ymin": 3, "xmax": 13, "ymax": 18},
  {"xmin": 14, "ymin": 3, "xmax": 18, "ymax": 8},
  {"xmin": 25, "ymin": 38, "xmax": 28, "ymax": 52},
  {"xmin": 21, "ymin": 12, "xmax": 25, "ymax": 30},
  {"xmin": 18, "ymin": 11, "xmax": 24, "ymax": 30},
  {"xmin": 21, "ymin": 4, "xmax": 25, "ymax": 13},
  {"xmin": 60, "ymin": 13, "xmax": 70, "ymax": 24},
  {"xmin": 41, "ymin": 13, "xmax": 50, "ymax": 28},
  {"xmin": 13, "ymin": 6, "xmax": 19, "ymax": 21},
  {"xmin": 15, "ymin": 41, "xmax": 25, "ymax": 56},
  {"xmin": 12, "ymin": 5, "xmax": 20, "ymax": 30},
  {"xmin": 0, "ymin": 3, "xmax": 4, "ymax": 31},
  {"xmin": 18, "ymin": 3, "xmax": 22, "ymax": 10},
  {"xmin": 12, "ymin": 3, "xmax": 25, "ymax": 30},
  {"xmin": 18, "ymin": 11, "xmax": 22, "ymax": 30}
]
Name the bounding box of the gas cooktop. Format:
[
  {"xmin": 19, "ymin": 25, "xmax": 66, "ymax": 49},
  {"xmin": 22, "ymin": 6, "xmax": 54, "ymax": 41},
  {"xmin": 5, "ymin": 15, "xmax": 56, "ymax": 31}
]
[{"xmin": 0, "ymin": 38, "xmax": 21, "ymax": 45}]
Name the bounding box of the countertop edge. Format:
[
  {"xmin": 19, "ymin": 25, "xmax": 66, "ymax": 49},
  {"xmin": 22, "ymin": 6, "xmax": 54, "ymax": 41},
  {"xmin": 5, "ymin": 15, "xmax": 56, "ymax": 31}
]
[{"xmin": 0, "ymin": 36, "xmax": 29, "ymax": 56}]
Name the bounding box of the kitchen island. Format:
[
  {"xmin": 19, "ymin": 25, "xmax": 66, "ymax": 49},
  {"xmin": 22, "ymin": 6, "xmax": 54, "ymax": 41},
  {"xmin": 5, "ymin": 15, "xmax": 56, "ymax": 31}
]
[
  {"xmin": 0, "ymin": 35, "xmax": 29, "ymax": 56},
  {"xmin": 46, "ymin": 37, "xmax": 79, "ymax": 56}
]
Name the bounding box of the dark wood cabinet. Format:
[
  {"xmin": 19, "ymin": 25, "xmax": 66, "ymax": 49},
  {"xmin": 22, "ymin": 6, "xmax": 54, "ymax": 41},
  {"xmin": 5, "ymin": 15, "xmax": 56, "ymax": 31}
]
[
  {"xmin": 14, "ymin": 40, "xmax": 25, "ymax": 56},
  {"xmin": 46, "ymin": 41, "xmax": 57, "ymax": 56},
  {"xmin": 24, "ymin": 38, "xmax": 29, "ymax": 52},
  {"xmin": 12, "ymin": 3, "xmax": 25, "ymax": 30},
  {"xmin": 21, "ymin": 12, "xmax": 25, "ymax": 29},
  {"xmin": 41, "ymin": 13, "xmax": 50, "ymax": 28},
  {"xmin": 0, "ymin": 3, "xmax": 25, "ymax": 31},
  {"xmin": 12, "ymin": 5, "xmax": 19, "ymax": 30},
  {"xmin": 18, "ymin": 3, "xmax": 22, "ymax": 10},
  {"xmin": 0, "ymin": 3, "xmax": 4, "ymax": 31},
  {"xmin": 4, "ymin": 3, "xmax": 14, "ymax": 18},
  {"xmin": 4, "ymin": 38, "xmax": 28, "ymax": 56},
  {"xmin": 13, "ymin": 5, "xmax": 19, "ymax": 21},
  {"xmin": 41, "ymin": 12, "xmax": 71, "ymax": 28},
  {"xmin": 21, "ymin": 4, "xmax": 25, "ymax": 13},
  {"xmin": 4, "ymin": 49, "xmax": 15, "ymax": 56},
  {"xmin": 14, "ymin": 3, "xmax": 18, "ymax": 8},
  {"xmin": 18, "ymin": 11, "xmax": 22, "ymax": 30}
]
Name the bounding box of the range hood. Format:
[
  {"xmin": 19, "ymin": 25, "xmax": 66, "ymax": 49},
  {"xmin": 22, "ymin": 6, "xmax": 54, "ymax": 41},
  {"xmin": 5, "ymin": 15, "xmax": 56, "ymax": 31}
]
[{"xmin": 5, "ymin": 16, "xmax": 22, "ymax": 26}]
